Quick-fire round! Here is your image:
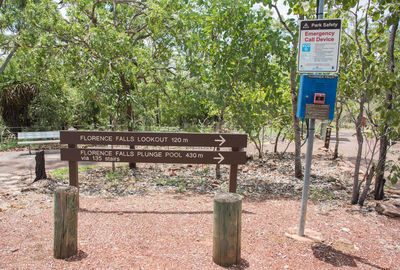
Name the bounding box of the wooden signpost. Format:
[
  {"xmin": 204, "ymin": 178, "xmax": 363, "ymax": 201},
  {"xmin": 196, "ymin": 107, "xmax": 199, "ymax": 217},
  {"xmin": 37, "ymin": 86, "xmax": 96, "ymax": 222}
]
[{"xmin": 60, "ymin": 130, "xmax": 247, "ymax": 193}]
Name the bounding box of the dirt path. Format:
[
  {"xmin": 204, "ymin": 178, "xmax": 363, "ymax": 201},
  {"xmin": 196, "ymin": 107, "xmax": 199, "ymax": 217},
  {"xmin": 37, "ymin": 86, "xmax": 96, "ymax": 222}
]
[
  {"xmin": 1, "ymin": 130, "xmax": 400, "ymax": 269},
  {"xmin": 1, "ymin": 193, "xmax": 399, "ymax": 270},
  {"xmin": 264, "ymin": 129, "xmax": 399, "ymax": 173}
]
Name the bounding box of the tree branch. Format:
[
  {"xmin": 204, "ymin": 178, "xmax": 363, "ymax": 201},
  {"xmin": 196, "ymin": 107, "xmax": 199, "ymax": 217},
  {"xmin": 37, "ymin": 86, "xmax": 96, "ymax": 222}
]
[
  {"xmin": 344, "ymin": 30, "xmax": 356, "ymax": 43},
  {"xmin": 84, "ymin": 9, "xmax": 98, "ymax": 26},
  {"xmin": 352, "ymin": 2, "xmax": 367, "ymax": 82},
  {"xmin": 0, "ymin": 44, "xmax": 20, "ymax": 74},
  {"xmin": 87, "ymin": 0, "xmax": 101, "ymax": 26},
  {"xmin": 115, "ymin": 0, "xmax": 147, "ymax": 5},
  {"xmin": 153, "ymin": 67, "xmax": 177, "ymax": 76},
  {"xmin": 113, "ymin": 0, "xmax": 118, "ymax": 27},
  {"xmin": 388, "ymin": 13, "xmax": 399, "ymax": 72},
  {"xmin": 271, "ymin": 4, "xmax": 295, "ymax": 39},
  {"xmin": 132, "ymin": 33, "xmax": 151, "ymax": 45},
  {"xmin": 364, "ymin": 0, "xmax": 372, "ymax": 53},
  {"xmin": 127, "ymin": 24, "xmax": 147, "ymax": 37}
]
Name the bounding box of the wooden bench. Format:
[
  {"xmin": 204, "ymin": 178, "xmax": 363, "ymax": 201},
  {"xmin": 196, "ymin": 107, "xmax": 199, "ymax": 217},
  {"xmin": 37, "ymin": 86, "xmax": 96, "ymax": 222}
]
[{"xmin": 17, "ymin": 131, "xmax": 60, "ymax": 154}]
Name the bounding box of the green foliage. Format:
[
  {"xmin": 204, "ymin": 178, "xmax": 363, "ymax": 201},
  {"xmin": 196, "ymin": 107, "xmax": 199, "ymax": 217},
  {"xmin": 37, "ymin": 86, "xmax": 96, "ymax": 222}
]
[
  {"xmin": 309, "ymin": 187, "xmax": 335, "ymax": 202},
  {"xmin": 156, "ymin": 177, "xmax": 187, "ymax": 192},
  {"xmin": 0, "ymin": 0, "xmax": 399, "ymax": 193},
  {"xmin": 388, "ymin": 157, "xmax": 400, "ymax": 185},
  {"xmin": 0, "ymin": 139, "xmax": 19, "ymax": 151},
  {"xmin": 49, "ymin": 167, "xmax": 70, "ymax": 180},
  {"xmin": 50, "ymin": 165, "xmax": 94, "ymax": 180},
  {"xmin": 106, "ymin": 170, "xmax": 123, "ymax": 181},
  {"xmin": 228, "ymin": 81, "xmax": 292, "ymax": 157}
]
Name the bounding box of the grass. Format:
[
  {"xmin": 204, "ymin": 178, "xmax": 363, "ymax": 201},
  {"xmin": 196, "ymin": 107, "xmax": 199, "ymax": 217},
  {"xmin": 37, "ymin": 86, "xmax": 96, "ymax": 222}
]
[
  {"xmin": 106, "ymin": 170, "xmax": 123, "ymax": 180},
  {"xmin": 309, "ymin": 187, "xmax": 335, "ymax": 202},
  {"xmin": 50, "ymin": 165, "xmax": 94, "ymax": 180},
  {"xmin": 156, "ymin": 177, "xmax": 187, "ymax": 192},
  {"xmin": 0, "ymin": 139, "xmax": 23, "ymax": 151}
]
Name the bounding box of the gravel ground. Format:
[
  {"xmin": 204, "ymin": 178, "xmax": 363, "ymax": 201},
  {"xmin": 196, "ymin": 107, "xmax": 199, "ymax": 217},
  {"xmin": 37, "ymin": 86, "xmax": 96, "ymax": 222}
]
[
  {"xmin": 1, "ymin": 192, "xmax": 399, "ymax": 270},
  {"xmin": 25, "ymin": 152, "xmax": 353, "ymax": 202},
  {"xmin": 1, "ymin": 151, "xmax": 400, "ymax": 269}
]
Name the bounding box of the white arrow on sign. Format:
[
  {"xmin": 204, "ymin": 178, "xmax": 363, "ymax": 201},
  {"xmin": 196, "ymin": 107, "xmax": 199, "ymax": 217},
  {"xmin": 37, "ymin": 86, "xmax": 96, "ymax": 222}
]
[
  {"xmin": 213, "ymin": 153, "xmax": 224, "ymax": 164},
  {"xmin": 215, "ymin": 135, "xmax": 226, "ymax": 146}
]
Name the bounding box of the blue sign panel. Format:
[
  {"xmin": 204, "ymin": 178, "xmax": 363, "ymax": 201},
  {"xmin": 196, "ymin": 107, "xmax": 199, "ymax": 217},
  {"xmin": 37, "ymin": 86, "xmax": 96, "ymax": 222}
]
[
  {"xmin": 296, "ymin": 75, "xmax": 338, "ymax": 120},
  {"xmin": 302, "ymin": 43, "xmax": 311, "ymax": 52}
]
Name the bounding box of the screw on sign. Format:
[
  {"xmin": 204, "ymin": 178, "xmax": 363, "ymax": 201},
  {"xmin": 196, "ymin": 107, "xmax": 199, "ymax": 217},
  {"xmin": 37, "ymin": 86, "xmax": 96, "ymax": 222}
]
[{"xmin": 60, "ymin": 130, "xmax": 247, "ymax": 193}]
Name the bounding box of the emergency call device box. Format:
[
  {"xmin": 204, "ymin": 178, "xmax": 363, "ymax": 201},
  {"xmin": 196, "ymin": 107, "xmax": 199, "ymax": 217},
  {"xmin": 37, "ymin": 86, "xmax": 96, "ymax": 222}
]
[{"xmin": 296, "ymin": 75, "xmax": 338, "ymax": 120}]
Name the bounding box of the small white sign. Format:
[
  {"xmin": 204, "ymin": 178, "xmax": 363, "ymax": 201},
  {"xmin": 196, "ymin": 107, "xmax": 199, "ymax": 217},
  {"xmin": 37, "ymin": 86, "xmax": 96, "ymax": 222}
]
[{"xmin": 298, "ymin": 19, "xmax": 342, "ymax": 73}]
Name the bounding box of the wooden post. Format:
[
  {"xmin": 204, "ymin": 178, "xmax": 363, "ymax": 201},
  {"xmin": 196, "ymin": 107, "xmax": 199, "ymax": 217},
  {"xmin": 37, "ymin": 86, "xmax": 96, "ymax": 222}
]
[
  {"xmin": 68, "ymin": 144, "xmax": 78, "ymax": 187},
  {"xmin": 213, "ymin": 193, "xmax": 242, "ymax": 266},
  {"xmin": 324, "ymin": 127, "xmax": 331, "ymax": 148},
  {"xmin": 34, "ymin": 150, "xmax": 47, "ymax": 181},
  {"xmin": 54, "ymin": 186, "xmax": 78, "ymax": 259},
  {"xmin": 229, "ymin": 147, "xmax": 240, "ymax": 193}
]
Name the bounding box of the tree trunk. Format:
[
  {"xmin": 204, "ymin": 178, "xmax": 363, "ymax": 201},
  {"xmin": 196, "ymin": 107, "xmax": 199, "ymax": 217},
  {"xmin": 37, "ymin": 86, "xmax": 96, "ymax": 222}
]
[
  {"xmin": 375, "ymin": 125, "xmax": 389, "ymax": 200},
  {"xmin": 271, "ymin": 5, "xmax": 301, "ymax": 177},
  {"xmin": 351, "ymin": 98, "xmax": 365, "ymax": 205},
  {"xmin": 34, "ymin": 150, "xmax": 47, "ymax": 181},
  {"xmin": 274, "ymin": 128, "xmax": 282, "ymax": 154},
  {"xmin": 120, "ymin": 74, "xmax": 136, "ymax": 169},
  {"xmin": 359, "ymin": 164, "xmax": 375, "ymax": 206},
  {"xmin": 250, "ymin": 136, "xmax": 263, "ymax": 159},
  {"xmin": 290, "ymin": 66, "xmax": 302, "ymax": 178},
  {"xmin": 282, "ymin": 140, "xmax": 292, "ymax": 156},
  {"xmin": 0, "ymin": 45, "xmax": 19, "ymax": 74},
  {"xmin": 333, "ymin": 102, "xmax": 343, "ymax": 159},
  {"xmin": 156, "ymin": 95, "xmax": 160, "ymax": 125},
  {"xmin": 375, "ymin": 14, "xmax": 398, "ymax": 200}
]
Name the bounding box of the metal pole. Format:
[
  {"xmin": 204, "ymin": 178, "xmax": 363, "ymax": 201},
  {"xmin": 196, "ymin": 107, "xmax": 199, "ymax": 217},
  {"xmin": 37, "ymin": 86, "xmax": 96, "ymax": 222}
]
[
  {"xmin": 317, "ymin": 0, "xmax": 324, "ymax": 19},
  {"xmin": 298, "ymin": 119, "xmax": 315, "ymax": 236},
  {"xmin": 298, "ymin": 0, "xmax": 324, "ymax": 237}
]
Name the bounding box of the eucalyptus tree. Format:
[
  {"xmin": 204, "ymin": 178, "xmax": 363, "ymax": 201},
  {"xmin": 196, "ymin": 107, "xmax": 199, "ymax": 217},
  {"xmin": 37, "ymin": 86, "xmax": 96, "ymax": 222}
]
[
  {"xmin": 0, "ymin": 0, "xmax": 73, "ymax": 130},
  {"xmin": 258, "ymin": 0, "xmax": 320, "ymax": 178},
  {"xmin": 228, "ymin": 79, "xmax": 292, "ymax": 158},
  {"xmin": 372, "ymin": 2, "xmax": 399, "ymax": 200},
  {"xmin": 176, "ymin": 1, "xmax": 287, "ymax": 159},
  {"xmin": 25, "ymin": 0, "xmax": 180, "ymax": 118},
  {"xmin": 332, "ymin": 0, "xmax": 400, "ymax": 204},
  {"xmin": 0, "ymin": 0, "xmax": 24, "ymax": 73},
  {"xmin": 24, "ymin": 0, "xmax": 184, "ymax": 167}
]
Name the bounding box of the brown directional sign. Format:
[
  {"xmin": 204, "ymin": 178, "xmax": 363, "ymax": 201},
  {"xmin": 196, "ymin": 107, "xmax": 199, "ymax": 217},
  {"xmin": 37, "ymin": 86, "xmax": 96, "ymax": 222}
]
[
  {"xmin": 61, "ymin": 148, "xmax": 246, "ymax": 165},
  {"xmin": 61, "ymin": 130, "xmax": 247, "ymax": 193},
  {"xmin": 60, "ymin": 131, "xmax": 247, "ymax": 148}
]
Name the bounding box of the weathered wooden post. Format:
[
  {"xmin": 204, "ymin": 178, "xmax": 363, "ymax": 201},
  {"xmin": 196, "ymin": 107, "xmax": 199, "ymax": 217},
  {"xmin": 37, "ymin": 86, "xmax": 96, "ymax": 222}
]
[
  {"xmin": 68, "ymin": 144, "xmax": 78, "ymax": 187},
  {"xmin": 34, "ymin": 150, "xmax": 47, "ymax": 181},
  {"xmin": 324, "ymin": 127, "xmax": 331, "ymax": 148},
  {"xmin": 213, "ymin": 193, "xmax": 242, "ymax": 266},
  {"xmin": 229, "ymin": 147, "xmax": 240, "ymax": 193},
  {"xmin": 54, "ymin": 186, "xmax": 78, "ymax": 259}
]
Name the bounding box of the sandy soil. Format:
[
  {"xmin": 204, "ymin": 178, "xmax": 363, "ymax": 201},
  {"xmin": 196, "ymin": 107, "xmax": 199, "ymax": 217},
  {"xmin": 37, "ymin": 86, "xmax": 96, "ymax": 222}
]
[
  {"xmin": 1, "ymin": 129, "xmax": 399, "ymax": 269},
  {"xmin": 1, "ymin": 192, "xmax": 399, "ymax": 270}
]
